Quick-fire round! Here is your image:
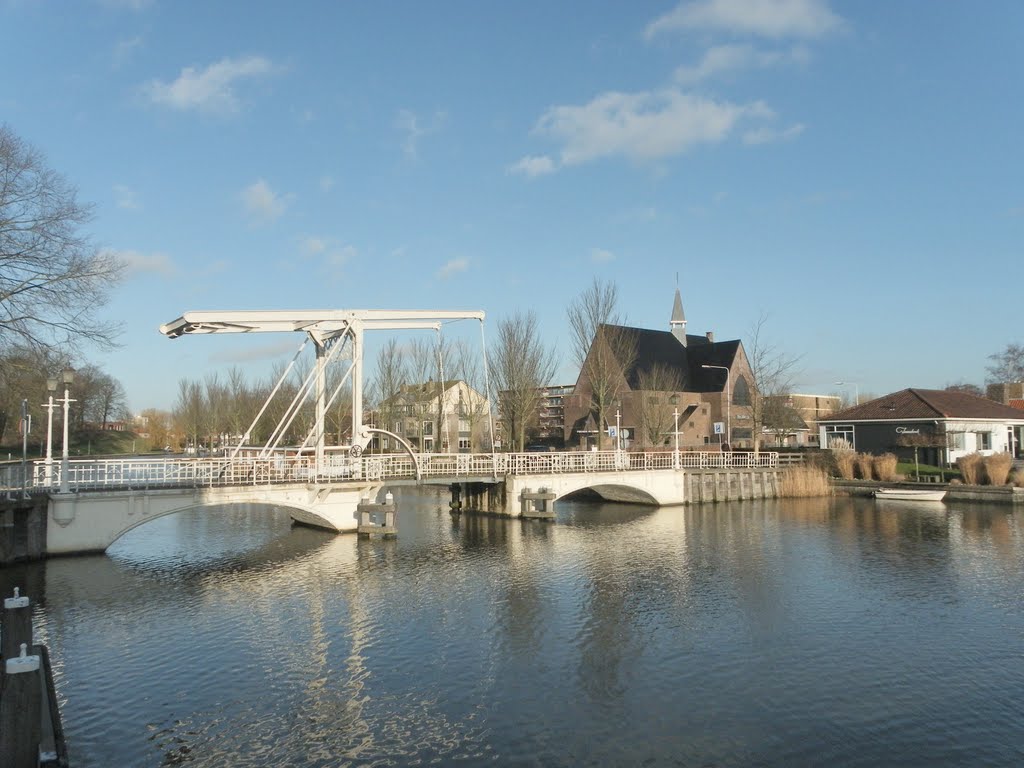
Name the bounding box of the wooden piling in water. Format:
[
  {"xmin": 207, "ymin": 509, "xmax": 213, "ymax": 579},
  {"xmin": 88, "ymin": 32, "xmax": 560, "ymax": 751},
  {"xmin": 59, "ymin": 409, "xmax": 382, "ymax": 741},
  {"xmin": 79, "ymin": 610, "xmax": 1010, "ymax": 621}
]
[{"xmin": 1, "ymin": 589, "xmax": 41, "ymax": 768}]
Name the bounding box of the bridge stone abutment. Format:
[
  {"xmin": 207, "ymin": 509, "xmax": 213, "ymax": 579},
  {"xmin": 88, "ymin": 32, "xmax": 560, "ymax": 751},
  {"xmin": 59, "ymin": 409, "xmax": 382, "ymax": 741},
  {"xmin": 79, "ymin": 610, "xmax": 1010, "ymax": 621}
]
[{"xmin": 45, "ymin": 482, "xmax": 384, "ymax": 555}]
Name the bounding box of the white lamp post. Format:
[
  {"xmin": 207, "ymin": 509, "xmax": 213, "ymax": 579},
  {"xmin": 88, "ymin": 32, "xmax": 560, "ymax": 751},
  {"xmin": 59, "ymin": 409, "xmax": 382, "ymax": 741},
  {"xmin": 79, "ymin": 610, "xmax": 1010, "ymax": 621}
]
[
  {"xmin": 702, "ymin": 364, "xmax": 731, "ymax": 450},
  {"xmin": 835, "ymin": 380, "xmax": 859, "ymax": 406},
  {"xmin": 672, "ymin": 407, "xmax": 680, "ymax": 469},
  {"xmin": 59, "ymin": 368, "xmax": 75, "ymax": 493},
  {"xmin": 42, "ymin": 377, "xmax": 58, "ymax": 486},
  {"xmin": 615, "ymin": 409, "xmax": 622, "ymax": 453}
]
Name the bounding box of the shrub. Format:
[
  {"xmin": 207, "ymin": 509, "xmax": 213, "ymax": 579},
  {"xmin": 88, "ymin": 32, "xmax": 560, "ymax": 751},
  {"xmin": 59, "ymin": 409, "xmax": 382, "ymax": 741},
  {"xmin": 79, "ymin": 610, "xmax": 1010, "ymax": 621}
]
[
  {"xmin": 779, "ymin": 466, "xmax": 832, "ymax": 497},
  {"xmin": 1011, "ymin": 469, "xmax": 1024, "ymax": 488},
  {"xmin": 855, "ymin": 453, "xmax": 875, "ymax": 480},
  {"xmin": 831, "ymin": 438, "xmax": 855, "ymax": 480},
  {"xmin": 873, "ymin": 453, "xmax": 899, "ymax": 482},
  {"xmin": 957, "ymin": 452, "xmax": 983, "ymax": 485},
  {"xmin": 983, "ymin": 452, "xmax": 1013, "ymax": 486}
]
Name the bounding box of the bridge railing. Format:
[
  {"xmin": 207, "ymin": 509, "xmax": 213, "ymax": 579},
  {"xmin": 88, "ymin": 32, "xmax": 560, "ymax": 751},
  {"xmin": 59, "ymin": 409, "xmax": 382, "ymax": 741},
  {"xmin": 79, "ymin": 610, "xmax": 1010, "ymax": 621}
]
[{"xmin": 1, "ymin": 449, "xmax": 779, "ymax": 493}]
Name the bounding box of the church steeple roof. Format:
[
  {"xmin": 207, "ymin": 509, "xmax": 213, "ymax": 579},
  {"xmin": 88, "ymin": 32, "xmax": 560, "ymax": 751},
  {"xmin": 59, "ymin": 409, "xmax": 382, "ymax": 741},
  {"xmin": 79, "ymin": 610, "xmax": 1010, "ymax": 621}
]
[
  {"xmin": 671, "ymin": 288, "xmax": 686, "ymax": 324},
  {"xmin": 670, "ymin": 288, "xmax": 687, "ymax": 346}
]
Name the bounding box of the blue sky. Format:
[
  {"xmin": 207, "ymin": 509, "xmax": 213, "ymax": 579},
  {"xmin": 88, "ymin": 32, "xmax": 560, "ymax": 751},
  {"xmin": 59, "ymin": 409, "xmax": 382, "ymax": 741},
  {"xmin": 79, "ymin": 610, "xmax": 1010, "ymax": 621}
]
[{"xmin": 2, "ymin": 0, "xmax": 1022, "ymax": 411}]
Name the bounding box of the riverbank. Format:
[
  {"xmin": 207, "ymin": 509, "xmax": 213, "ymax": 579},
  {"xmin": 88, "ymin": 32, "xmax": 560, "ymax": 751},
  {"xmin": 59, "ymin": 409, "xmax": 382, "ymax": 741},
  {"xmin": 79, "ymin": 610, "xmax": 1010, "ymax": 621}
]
[{"xmin": 832, "ymin": 478, "xmax": 1024, "ymax": 504}]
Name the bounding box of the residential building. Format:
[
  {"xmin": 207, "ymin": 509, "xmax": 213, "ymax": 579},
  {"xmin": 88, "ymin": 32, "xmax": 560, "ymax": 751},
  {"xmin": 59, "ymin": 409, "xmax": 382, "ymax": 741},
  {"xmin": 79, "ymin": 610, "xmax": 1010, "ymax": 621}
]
[
  {"xmin": 818, "ymin": 388, "xmax": 1024, "ymax": 465},
  {"xmin": 761, "ymin": 393, "xmax": 841, "ymax": 448},
  {"xmin": 373, "ymin": 379, "xmax": 491, "ymax": 453},
  {"xmin": 563, "ymin": 289, "xmax": 757, "ymax": 450},
  {"xmin": 535, "ymin": 384, "xmax": 574, "ymax": 448}
]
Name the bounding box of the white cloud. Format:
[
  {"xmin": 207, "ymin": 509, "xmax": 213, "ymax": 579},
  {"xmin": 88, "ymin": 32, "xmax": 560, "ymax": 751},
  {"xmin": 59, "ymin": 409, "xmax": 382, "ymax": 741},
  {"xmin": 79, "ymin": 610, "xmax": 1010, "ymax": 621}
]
[
  {"xmin": 396, "ymin": 108, "xmax": 447, "ymax": 158},
  {"xmin": 113, "ymin": 184, "xmax": 140, "ymax": 210},
  {"xmin": 674, "ymin": 43, "xmax": 808, "ymax": 84},
  {"xmin": 437, "ymin": 258, "xmax": 469, "ymax": 280},
  {"xmin": 302, "ymin": 237, "xmax": 327, "ymax": 255},
  {"xmin": 113, "ymin": 36, "xmax": 143, "ymax": 67},
  {"xmin": 591, "ymin": 248, "xmax": 615, "ymax": 263},
  {"xmin": 743, "ymin": 122, "xmax": 804, "ymax": 144},
  {"xmin": 103, "ymin": 248, "xmax": 174, "ymax": 276},
  {"xmin": 531, "ymin": 88, "xmax": 772, "ymax": 168},
  {"xmin": 242, "ymin": 179, "xmax": 287, "ymax": 223},
  {"xmin": 144, "ymin": 55, "xmax": 274, "ymax": 114},
  {"xmin": 508, "ymin": 155, "xmax": 556, "ymax": 177},
  {"xmin": 646, "ymin": 0, "xmax": 842, "ymax": 40}
]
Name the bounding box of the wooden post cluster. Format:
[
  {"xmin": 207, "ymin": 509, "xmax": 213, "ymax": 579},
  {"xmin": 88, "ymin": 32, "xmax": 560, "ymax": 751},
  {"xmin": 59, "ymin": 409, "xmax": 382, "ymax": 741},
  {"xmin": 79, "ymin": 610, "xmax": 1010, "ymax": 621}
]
[{"xmin": 1, "ymin": 587, "xmax": 41, "ymax": 768}]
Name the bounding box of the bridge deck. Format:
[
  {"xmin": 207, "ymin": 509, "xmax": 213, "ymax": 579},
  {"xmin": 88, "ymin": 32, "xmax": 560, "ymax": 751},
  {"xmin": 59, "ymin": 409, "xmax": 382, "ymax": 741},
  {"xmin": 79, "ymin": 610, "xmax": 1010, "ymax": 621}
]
[{"xmin": 1, "ymin": 450, "xmax": 779, "ymax": 495}]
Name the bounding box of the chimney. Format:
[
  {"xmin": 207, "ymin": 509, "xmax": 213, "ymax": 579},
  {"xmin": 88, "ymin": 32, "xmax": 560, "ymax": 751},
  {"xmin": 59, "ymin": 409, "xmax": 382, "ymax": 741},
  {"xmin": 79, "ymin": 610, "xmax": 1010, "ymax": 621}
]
[{"xmin": 706, "ymin": 331, "xmax": 714, "ymax": 343}]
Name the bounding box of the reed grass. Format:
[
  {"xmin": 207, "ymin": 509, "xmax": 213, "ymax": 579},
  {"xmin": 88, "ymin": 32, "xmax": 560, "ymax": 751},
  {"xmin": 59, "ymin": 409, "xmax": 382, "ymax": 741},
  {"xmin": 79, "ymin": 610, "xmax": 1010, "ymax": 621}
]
[
  {"xmin": 831, "ymin": 438, "xmax": 855, "ymax": 480},
  {"xmin": 1011, "ymin": 469, "xmax": 1024, "ymax": 488},
  {"xmin": 779, "ymin": 466, "xmax": 832, "ymax": 497},
  {"xmin": 872, "ymin": 453, "xmax": 898, "ymax": 482},
  {"xmin": 957, "ymin": 452, "xmax": 983, "ymax": 485},
  {"xmin": 855, "ymin": 453, "xmax": 875, "ymax": 481},
  {"xmin": 983, "ymin": 452, "xmax": 1013, "ymax": 486}
]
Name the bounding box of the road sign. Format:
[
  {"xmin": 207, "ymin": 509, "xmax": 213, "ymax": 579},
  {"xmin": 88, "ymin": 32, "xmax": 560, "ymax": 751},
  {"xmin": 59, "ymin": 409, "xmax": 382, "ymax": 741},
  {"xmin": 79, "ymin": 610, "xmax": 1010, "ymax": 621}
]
[
  {"xmin": 607, "ymin": 426, "xmax": 617, "ymax": 438},
  {"xmin": 713, "ymin": 422, "xmax": 724, "ymax": 435}
]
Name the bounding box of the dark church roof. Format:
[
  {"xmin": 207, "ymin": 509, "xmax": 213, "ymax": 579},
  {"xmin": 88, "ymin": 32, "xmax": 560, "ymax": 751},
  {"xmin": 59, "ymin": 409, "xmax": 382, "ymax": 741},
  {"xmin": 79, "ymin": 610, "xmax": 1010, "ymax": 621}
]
[
  {"xmin": 601, "ymin": 324, "xmax": 740, "ymax": 392},
  {"xmin": 821, "ymin": 388, "xmax": 1024, "ymax": 422}
]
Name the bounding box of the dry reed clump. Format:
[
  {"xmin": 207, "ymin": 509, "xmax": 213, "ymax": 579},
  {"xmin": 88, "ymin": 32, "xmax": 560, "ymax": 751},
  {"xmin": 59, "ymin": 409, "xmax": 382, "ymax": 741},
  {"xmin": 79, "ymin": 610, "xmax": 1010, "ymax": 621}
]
[
  {"xmin": 873, "ymin": 453, "xmax": 899, "ymax": 482},
  {"xmin": 983, "ymin": 452, "xmax": 1013, "ymax": 486},
  {"xmin": 855, "ymin": 453, "xmax": 875, "ymax": 481},
  {"xmin": 779, "ymin": 466, "xmax": 832, "ymax": 497},
  {"xmin": 831, "ymin": 438, "xmax": 855, "ymax": 480},
  {"xmin": 1011, "ymin": 469, "xmax": 1024, "ymax": 488},
  {"xmin": 957, "ymin": 452, "xmax": 983, "ymax": 485}
]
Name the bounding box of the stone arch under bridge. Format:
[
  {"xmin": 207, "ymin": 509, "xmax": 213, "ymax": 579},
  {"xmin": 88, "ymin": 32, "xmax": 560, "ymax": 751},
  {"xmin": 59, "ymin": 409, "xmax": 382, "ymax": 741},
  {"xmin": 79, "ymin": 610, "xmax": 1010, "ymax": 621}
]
[{"xmin": 46, "ymin": 482, "xmax": 384, "ymax": 555}]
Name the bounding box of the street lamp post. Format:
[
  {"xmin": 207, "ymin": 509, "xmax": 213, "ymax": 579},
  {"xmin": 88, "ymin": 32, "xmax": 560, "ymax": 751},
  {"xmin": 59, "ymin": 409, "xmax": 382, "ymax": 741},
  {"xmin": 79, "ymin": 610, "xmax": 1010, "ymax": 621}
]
[
  {"xmin": 59, "ymin": 368, "xmax": 75, "ymax": 494},
  {"xmin": 702, "ymin": 364, "xmax": 731, "ymax": 450},
  {"xmin": 43, "ymin": 377, "xmax": 58, "ymax": 486},
  {"xmin": 672, "ymin": 407, "xmax": 680, "ymax": 469},
  {"xmin": 615, "ymin": 409, "xmax": 622, "ymax": 453},
  {"xmin": 835, "ymin": 380, "xmax": 859, "ymax": 406}
]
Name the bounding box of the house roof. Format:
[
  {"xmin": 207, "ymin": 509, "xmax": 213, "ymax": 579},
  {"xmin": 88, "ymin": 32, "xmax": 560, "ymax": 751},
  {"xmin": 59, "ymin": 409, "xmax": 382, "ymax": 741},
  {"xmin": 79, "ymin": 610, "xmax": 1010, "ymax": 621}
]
[
  {"xmin": 820, "ymin": 388, "xmax": 1024, "ymax": 422},
  {"xmin": 1009, "ymin": 399, "xmax": 1024, "ymax": 411},
  {"xmin": 600, "ymin": 324, "xmax": 740, "ymax": 393}
]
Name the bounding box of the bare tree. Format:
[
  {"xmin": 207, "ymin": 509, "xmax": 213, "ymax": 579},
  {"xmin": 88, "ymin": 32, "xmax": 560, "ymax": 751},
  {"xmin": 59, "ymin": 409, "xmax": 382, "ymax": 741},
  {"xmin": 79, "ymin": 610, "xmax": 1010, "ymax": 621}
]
[
  {"xmin": 489, "ymin": 311, "xmax": 557, "ymax": 451},
  {"xmin": 945, "ymin": 381, "xmax": 985, "ymax": 398},
  {"xmin": 453, "ymin": 338, "xmax": 491, "ymax": 451},
  {"xmin": 370, "ymin": 337, "xmax": 408, "ymax": 450},
  {"xmin": 0, "ymin": 125, "xmax": 123, "ymax": 352},
  {"xmin": 986, "ymin": 343, "xmax": 1024, "ymax": 385},
  {"xmin": 567, "ymin": 278, "xmax": 637, "ymax": 449},
  {"xmin": 635, "ymin": 362, "xmax": 683, "ymax": 449},
  {"xmin": 94, "ymin": 372, "xmax": 128, "ymax": 429},
  {"xmin": 745, "ymin": 312, "xmax": 802, "ymax": 452}
]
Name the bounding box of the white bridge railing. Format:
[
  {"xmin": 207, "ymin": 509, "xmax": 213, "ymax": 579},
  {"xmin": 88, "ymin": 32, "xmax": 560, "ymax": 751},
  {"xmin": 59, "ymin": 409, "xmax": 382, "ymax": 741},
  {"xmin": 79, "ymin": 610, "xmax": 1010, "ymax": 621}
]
[{"xmin": 1, "ymin": 450, "xmax": 779, "ymax": 494}]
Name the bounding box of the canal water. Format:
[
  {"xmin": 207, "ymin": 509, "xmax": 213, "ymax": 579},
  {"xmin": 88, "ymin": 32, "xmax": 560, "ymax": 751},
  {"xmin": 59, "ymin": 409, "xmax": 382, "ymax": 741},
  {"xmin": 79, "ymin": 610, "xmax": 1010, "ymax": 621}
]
[{"xmin": 3, "ymin": 490, "xmax": 1023, "ymax": 767}]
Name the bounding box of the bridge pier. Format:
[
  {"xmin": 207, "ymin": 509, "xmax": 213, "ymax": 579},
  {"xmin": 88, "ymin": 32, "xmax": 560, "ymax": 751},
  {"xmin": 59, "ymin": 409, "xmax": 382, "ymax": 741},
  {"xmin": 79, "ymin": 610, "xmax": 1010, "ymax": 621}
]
[
  {"xmin": 448, "ymin": 482, "xmax": 507, "ymax": 517},
  {"xmin": 357, "ymin": 492, "xmax": 397, "ymax": 537},
  {"xmin": 519, "ymin": 488, "xmax": 556, "ymax": 520}
]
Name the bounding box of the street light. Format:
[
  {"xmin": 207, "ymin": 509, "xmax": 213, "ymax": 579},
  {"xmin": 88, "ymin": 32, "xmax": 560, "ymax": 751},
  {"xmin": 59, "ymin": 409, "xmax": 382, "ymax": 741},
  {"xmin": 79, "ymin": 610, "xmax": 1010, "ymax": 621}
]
[
  {"xmin": 42, "ymin": 376, "xmax": 58, "ymax": 486},
  {"xmin": 672, "ymin": 407, "xmax": 681, "ymax": 469},
  {"xmin": 835, "ymin": 380, "xmax": 859, "ymax": 406},
  {"xmin": 702, "ymin": 364, "xmax": 731, "ymax": 450},
  {"xmin": 59, "ymin": 368, "xmax": 75, "ymax": 493}
]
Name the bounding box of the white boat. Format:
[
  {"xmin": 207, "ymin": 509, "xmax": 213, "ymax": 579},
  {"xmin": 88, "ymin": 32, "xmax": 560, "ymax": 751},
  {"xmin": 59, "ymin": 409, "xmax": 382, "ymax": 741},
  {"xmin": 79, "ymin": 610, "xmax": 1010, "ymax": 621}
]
[{"xmin": 874, "ymin": 488, "xmax": 946, "ymax": 502}]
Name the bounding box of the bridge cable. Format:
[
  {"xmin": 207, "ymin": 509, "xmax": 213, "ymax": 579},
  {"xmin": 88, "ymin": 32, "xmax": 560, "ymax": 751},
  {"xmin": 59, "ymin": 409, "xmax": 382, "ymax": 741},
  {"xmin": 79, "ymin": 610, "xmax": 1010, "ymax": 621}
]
[{"xmin": 479, "ymin": 318, "xmax": 496, "ymax": 473}]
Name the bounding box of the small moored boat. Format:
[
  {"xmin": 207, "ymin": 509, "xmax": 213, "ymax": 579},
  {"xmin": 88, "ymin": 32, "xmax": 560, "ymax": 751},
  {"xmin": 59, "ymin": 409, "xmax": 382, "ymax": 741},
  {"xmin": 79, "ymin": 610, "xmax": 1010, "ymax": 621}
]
[{"xmin": 874, "ymin": 488, "xmax": 946, "ymax": 502}]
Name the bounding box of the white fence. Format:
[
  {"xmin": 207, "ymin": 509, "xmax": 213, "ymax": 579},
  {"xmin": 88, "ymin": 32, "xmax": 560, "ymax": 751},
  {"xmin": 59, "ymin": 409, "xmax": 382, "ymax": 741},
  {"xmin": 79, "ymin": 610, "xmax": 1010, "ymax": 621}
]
[{"xmin": 0, "ymin": 450, "xmax": 779, "ymax": 494}]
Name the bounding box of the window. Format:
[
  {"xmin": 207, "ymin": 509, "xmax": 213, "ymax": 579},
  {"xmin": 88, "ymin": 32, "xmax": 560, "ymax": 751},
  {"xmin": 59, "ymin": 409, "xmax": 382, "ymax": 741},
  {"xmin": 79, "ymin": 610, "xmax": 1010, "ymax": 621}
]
[
  {"xmin": 825, "ymin": 425, "xmax": 854, "ymax": 448},
  {"xmin": 975, "ymin": 431, "xmax": 992, "ymax": 450},
  {"xmin": 422, "ymin": 421, "xmax": 433, "ymax": 436},
  {"xmin": 458, "ymin": 419, "xmax": 470, "ymax": 433},
  {"xmin": 459, "ymin": 437, "xmax": 471, "ymax": 450},
  {"xmin": 394, "ymin": 421, "xmax": 403, "ymax": 435},
  {"xmin": 947, "ymin": 432, "xmax": 965, "ymax": 451},
  {"xmin": 733, "ymin": 375, "xmax": 752, "ymax": 406}
]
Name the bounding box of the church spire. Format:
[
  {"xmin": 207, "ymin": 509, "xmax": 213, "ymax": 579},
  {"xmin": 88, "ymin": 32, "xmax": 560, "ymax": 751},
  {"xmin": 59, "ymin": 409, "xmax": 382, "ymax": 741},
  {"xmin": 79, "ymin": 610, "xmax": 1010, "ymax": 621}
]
[{"xmin": 670, "ymin": 287, "xmax": 687, "ymax": 346}]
